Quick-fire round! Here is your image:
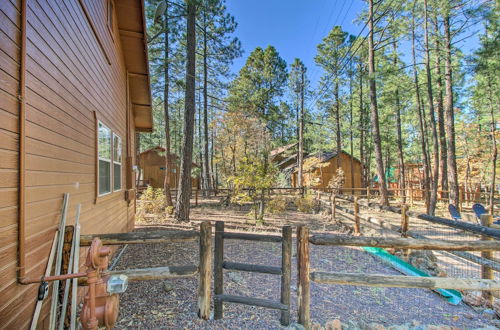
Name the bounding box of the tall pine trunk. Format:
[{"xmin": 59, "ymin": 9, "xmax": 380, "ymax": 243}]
[
  {"xmin": 412, "ymin": 10, "xmax": 431, "ymax": 213},
  {"xmin": 368, "ymin": 0, "xmax": 389, "ymax": 205},
  {"xmin": 349, "ymin": 71, "xmax": 354, "ymax": 194},
  {"xmin": 163, "ymin": 10, "xmax": 173, "ymax": 207},
  {"xmin": 202, "ymin": 12, "xmax": 211, "ymax": 195},
  {"xmin": 358, "ymin": 63, "xmax": 366, "ymax": 188},
  {"xmin": 334, "ymin": 81, "xmax": 341, "ymax": 169},
  {"xmin": 298, "ymin": 68, "xmax": 305, "ymax": 189},
  {"xmin": 393, "ymin": 42, "xmax": 406, "ymax": 204},
  {"xmin": 443, "ymin": 13, "xmax": 459, "ymax": 207},
  {"xmin": 487, "ymin": 79, "xmax": 497, "ymax": 214},
  {"xmin": 175, "ymin": 0, "xmax": 196, "ymax": 222},
  {"xmin": 433, "ymin": 16, "xmax": 448, "ymax": 199},
  {"xmin": 423, "ymin": 0, "xmax": 439, "ymax": 215}
]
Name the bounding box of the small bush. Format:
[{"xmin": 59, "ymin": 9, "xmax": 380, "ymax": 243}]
[
  {"xmin": 267, "ymin": 196, "xmax": 287, "ymax": 214},
  {"xmin": 139, "ymin": 186, "xmax": 167, "ymax": 214},
  {"xmin": 295, "ymin": 193, "xmax": 315, "ymax": 213}
]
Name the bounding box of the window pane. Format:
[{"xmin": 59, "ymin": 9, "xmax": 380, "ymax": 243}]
[
  {"xmin": 98, "ymin": 122, "xmax": 111, "ymax": 160},
  {"xmin": 113, "ymin": 134, "xmax": 122, "ymax": 163},
  {"xmin": 99, "ymin": 160, "xmax": 111, "ymax": 195},
  {"xmin": 114, "ymin": 163, "xmax": 121, "ymax": 191}
]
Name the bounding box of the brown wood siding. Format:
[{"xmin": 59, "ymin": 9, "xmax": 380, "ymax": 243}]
[
  {"xmin": 292, "ymin": 152, "xmax": 363, "ymax": 190},
  {"xmin": 0, "ymin": 0, "xmax": 138, "ymax": 328}
]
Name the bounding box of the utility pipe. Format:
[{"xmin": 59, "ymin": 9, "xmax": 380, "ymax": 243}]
[{"xmin": 18, "ymin": 0, "xmax": 27, "ymax": 283}]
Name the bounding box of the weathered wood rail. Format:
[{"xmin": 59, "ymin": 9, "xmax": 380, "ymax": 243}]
[
  {"xmin": 81, "ymin": 223, "xmax": 212, "ymax": 320},
  {"xmin": 297, "ymin": 226, "xmax": 500, "ymax": 329},
  {"xmin": 214, "ymin": 221, "xmax": 292, "ymax": 326}
]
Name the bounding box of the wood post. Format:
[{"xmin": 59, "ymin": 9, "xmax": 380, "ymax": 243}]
[
  {"xmin": 195, "ymin": 189, "xmax": 199, "ymax": 207},
  {"xmin": 214, "ymin": 221, "xmax": 224, "ymax": 319},
  {"xmin": 331, "ymin": 194, "xmax": 336, "ymax": 221},
  {"xmin": 280, "ymin": 226, "xmax": 292, "ymax": 326},
  {"xmin": 481, "ymin": 214, "xmax": 494, "ymax": 305},
  {"xmin": 354, "ymin": 196, "xmax": 360, "ymax": 235},
  {"xmin": 198, "ymin": 221, "xmax": 212, "ymax": 319},
  {"xmin": 366, "ymin": 186, "xmax": 370, "ymax": 202},
  {"xmin": 400, "ymin": 204, "xmax": 409, "ymax": 237},
  {"xmin": 297, "ymin": 226, "xmax": 310, "ymax": 329}
]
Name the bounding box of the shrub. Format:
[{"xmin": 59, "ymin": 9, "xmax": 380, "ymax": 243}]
[
  {"xmin": 295, "ymin": 193, "xmax": 315, "ymax": 213},
  {"xmin": 267, "ymin": 196, "xmax": 287, "ymax": 214}
]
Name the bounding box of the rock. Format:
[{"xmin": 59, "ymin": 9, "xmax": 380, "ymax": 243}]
[
  {"xmin": 312, "ymin": 323, "xmax": 323, "ymax": 330},
  {"xmin": 411, "ymin": 320, "xmax": 421, "ymax": 327},
  {"xmin": 227, "ymin": 271, "xmax": 244, "ymax": 284},
  {"xmin": 481, "ymin": 308, "xmax": 497, "ymax": 320},
  {"xmin": 366, "ymin": 323, "xmax": 385, "ymax": 330},
  {"xmin": 287, "ymin": 323, "xmax": 306, "ymax": 330},
  {"xmin": 163, "ymin": 282, "xmax": 175, "ymax": 292},
  {"xmin": 325, "ymin": 319, "xmax": 342, "ymax": 330}
]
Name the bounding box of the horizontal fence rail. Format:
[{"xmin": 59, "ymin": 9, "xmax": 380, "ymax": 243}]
[
  {"xmin": 80, "ymin": 230, "xmax": 199, "ymax": 246},
  {"xmin": 308, "ymin": 234, "xmax": 500, "ymax": 251},
  {"xmin": 310, "ymin": 272, "xmax": 500, "ymax": 291},
  {"xmin": 106, "ymin": 265, "xmax": 199, "ymax": 281}
]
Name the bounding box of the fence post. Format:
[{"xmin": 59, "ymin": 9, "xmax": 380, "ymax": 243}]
[
  {"xmin": 195, "ymin": 189, "xmax": 199, "ymax": 207},
  {"xmin": 214, "ymin": 221, "xmax": 224, "ymax": 319},
  {"xmin": 480, "ymin": 214, "xmax": 494, "ymax": 305},
  {"xmin": 366, "ymin": 186, "xmax": 370, "ymax": 202},
  {"xmin": 400, "ymin": 204, "xmax": 410, "ymax": 260},
  {"xmin": 198, "ymin": 221, "xmax": 212, "ymax": 319},
  {"xmin": 280, "ymin": 226, "xmax": 292, "ymax": 326},
  {"xmin": 354, "ymin": 196, "xmax": 360, "ymax": 235},
  {"xmin": 297, "ymin": 226, "xmax": 310, "ymax": 329},
  {"xmin": 331, "ymin": 194, "xmax": 336, "ymax": 221}
]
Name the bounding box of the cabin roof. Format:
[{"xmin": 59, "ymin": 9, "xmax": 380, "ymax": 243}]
[
  {"xmin": 116, "ymin": 0, "xmax": 153, "ymax": 132},
  {"xmin": 308, "ymin": 150, "xmax": 362, "ymax": 164}
]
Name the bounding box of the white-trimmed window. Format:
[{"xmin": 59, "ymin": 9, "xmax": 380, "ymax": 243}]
[
  {"xmin": 98, "ymin": 121, "xmax": 112, "ymax": 195},
  {"xmin": 113, "ymin": 133, "xmax": 122, "ymax": 191}
]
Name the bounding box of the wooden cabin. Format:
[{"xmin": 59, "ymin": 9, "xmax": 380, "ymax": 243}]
[
  {"xmin": 291, "ymin": 151, "xmax": 363, "ymax": 190},
  {"xmin": 138, "ymin": 146, "xmax": 200, "ymax": 189},
  {"xmin": 0, "ymin": 0, "xmax": 152, "ymax": 328}
]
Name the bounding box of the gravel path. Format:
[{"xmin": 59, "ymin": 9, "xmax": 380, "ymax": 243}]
[{"xmin": 111, "ymin": 201, "xmax": 497, "ymax": 329}]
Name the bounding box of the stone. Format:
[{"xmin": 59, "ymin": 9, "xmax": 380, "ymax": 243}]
[
  {"xmin": 325, "ymin": 319, "xmax": 342, "ymax": 330},
  {"xmin": 163, "ymin": 282, "xmax": 175, "ymax": 292},
  {"xmin": 481, "ymin": 308, "xmax": 496, "ymax": 320},
  {"xmin": 287, "ymin": 323, "xmax": 306, "ymax": 330},
  {"xmin": 312, "ymin": 323, "xmax": 323, "ymax": 330}
]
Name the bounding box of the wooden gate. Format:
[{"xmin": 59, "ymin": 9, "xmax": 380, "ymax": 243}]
[{"xmin": 213, "ymin": 221, "xmax": 292, "ymax": 325}]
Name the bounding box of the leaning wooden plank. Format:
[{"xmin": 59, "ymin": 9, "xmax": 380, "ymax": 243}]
[
  {"xmin": 30, "ymin": 231, "xmax": 58, "ymax": 330},
  {"xmin": 222, "ymin": 261, "xmax": 282, "ymax": 275},
  {"xmin": 80, "ymin": 230, "xmax": 199, "ymax": 246},
  {"xmin": 214, "ymin": 294, "xmax": 288, "ymax": 310},
  {"xmin": 49, "ymin": 193, "xmax": 70, "ymax": 330},
  {"xmin": 59, "ymin": 205, "xmax": 80, "ymax": 330},
  {"xmin": 70, "ymin": 205, "xmax": 81, "ymax": 330},
  {"xmin": 106, "ymin": 265, "xmax": 198, "ymax": 281},
  {"xmin": 223, "ymin": 232, "xmax": 282, "ymax": 242},
  {"xmin": 310, "ymin": 271, "xmax": 500, "ymax": 291},
  {"xmin": 309, "ymin": 234, "xmax": 500, "ymax": 251}
]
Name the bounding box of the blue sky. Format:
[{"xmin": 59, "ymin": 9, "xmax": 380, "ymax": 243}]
[
  {"xmin": 225, "ymin": 0, "xmax": 483, "ymax": 92},
  {"xmin": 226, "ymin": 0, "xmax": 366, "ymax": 87}
]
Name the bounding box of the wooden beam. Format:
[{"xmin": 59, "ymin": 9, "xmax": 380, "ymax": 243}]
[
  {"xmin": 214, "ymin": 294, "xmax": 288, "ymax": 310},
  {"xmin": 280, "ymin": 226, "xmax": 292, "ymax": 326},
  {"xmin": 198, "ymin": 222, "xmax": 211, "ymax": 320},
  {"xmin": 119, "ymin": 29, "xmax": 145, "ymax": 39},
  {"xmin": 223, "ymin": 232, "xmax": 282, "ymax": 243},
  {"xmin": 297, "ymin": 226, "xmax": 310, "ymax": 329},
  {"xmin": 80, "ymin": 230, "xmax": 199, "ymax": 246},
  {"xmin": 308, "ymin": 234, "xmax": 500, "ymax": 251},
  {"xmin": 214, "ymin": 222, "xmax": 224, "ymax": 320},
  {"xmin": 222, "ymin": 261, "xmax": 282, "ymax": 275},
  {"xmin": 310, "ymin": 271, "xmax": 500, "ymax": 291},
  {"xmin": 106, "ymin": 265, "xmax": 198, "ymax": 281}
]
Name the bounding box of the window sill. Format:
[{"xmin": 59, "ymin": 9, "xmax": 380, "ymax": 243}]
[{"xmin": 95, "ymin": 190, "xmax": 125, "ymax": 205}]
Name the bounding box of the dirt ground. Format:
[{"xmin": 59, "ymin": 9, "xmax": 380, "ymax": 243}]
[{"xmin": 112, "ymin": 197, "xmax": 499, "ymax": 329}]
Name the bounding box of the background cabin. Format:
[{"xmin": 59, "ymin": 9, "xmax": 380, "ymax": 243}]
[
  {"xmin": 138, "ymin": 147, "xmax": 200, "ymax": 189},
  {"xmin": 291, "ymin": 151, "xmax": 362, "ymax": 190},
  {"xmin": 0, "ymin": 0, "xmax": 152, "ymax": 327}
]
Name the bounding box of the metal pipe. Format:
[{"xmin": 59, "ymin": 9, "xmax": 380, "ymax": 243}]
[
  {"xmin": 20, "ymin": 272, "xmax": 88, "ymax": 284},
  {"xmin": 18, "ymin": 0, "xmax": 27, "ymax": 283}
]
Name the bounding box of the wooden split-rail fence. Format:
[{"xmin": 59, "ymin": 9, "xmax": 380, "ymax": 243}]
[{"xmin": 78, "ymin": 218, "xmax": 500, "ymax": 328}]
